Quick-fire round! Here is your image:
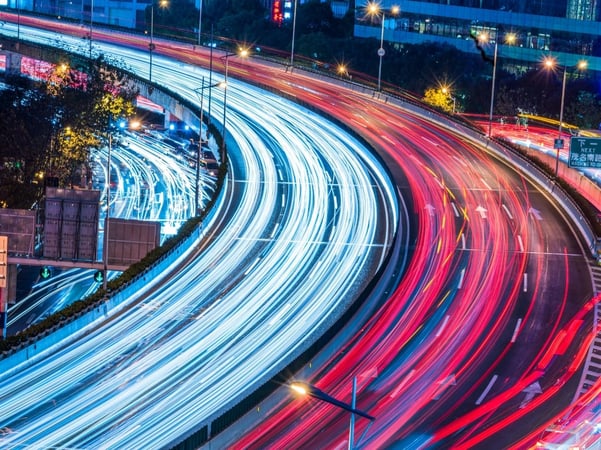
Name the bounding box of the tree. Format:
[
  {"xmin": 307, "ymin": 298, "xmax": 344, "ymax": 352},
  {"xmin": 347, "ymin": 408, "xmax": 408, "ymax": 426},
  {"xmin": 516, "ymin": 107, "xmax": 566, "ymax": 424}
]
[
  {"xmin": 423, "ymin": 87, "xmax": 455, "ymax": 113},
  {"xmin": 0, "ymin": 56, "xmax": 137, "ymax": 208},
  {"xmin": 564, "ymin": 91, "xmax": 601, "ymax": 130}
]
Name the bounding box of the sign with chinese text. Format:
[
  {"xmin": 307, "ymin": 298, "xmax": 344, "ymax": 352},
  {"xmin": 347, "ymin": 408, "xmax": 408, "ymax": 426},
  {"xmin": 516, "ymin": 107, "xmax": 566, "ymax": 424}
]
[{"xmin": 569, "ymin": 137, "xmax": 601, "ymax": 169}]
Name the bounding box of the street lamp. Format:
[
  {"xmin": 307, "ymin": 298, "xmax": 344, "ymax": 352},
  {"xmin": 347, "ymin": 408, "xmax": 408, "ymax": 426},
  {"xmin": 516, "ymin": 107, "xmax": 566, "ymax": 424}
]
[
  {"xmin": 366, "ymin": 2, "xmax": 399, "ymax": 92},
  {"xmin": 543, "ymin": 57, "xmax": 588, "ymax": 177},
  {"xmin": 220, "ymin": 47, "xmax": 249, "ymax": 162},
  {"xmin": 290, "ymin": 378, "xmax": 375, "ymax": 450},
  {"xmin": 193, "ymin": 77, "xmax": 221, "ymax": 215},
  {"xmin": 149, "ymin": 0, "xmax": 168, "ymax": 83},
  {"xmin": 290, "ymin": 0, "xmax": 298, "ymax": 70},
  {"xmin": 197, "ymin": 0, "xmax": 203, "ymax": 46},
  {"xmin": 337, "ymin": 63, "xmax": 350, "ymax": 79},
  {"xmin": 478, "ymin": 32, "xmax": 517, "ymax": 138}
]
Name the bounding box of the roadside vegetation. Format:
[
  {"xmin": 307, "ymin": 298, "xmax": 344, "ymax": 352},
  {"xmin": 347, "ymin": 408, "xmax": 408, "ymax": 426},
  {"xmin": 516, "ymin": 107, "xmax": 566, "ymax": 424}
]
[{"xmin": 0, "ymin": 56, "xmax": 137, "ymax": 208}]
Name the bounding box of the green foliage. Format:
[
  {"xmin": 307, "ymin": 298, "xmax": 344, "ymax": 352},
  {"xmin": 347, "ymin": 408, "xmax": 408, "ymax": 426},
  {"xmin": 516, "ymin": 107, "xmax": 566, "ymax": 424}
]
[
  {"xmin": 565, "ymin": 91, "xmax": 601, "ymax": 129},
  {"xmin": 0, "ymin": 56, "xmax": 137, "ymax": 207},
  {"xmin": 423, "ymin": 88, "xmax": 454, "ymax": 114}
]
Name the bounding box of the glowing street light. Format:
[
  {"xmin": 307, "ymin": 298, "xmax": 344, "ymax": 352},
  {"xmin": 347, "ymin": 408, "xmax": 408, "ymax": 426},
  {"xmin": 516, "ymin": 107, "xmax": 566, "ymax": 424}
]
[
  {"xmin": 149, "ymin": 0, "xmax": 169, "ymax": 83},
  {"xmin": 366, "ymin": 2, "xmax": 399, "ymax": 92},
  {"xmin": 290, "ymin": 378, "xmax": 375, "ymax": 450},
  {"xmin": 543, "ymin": 56, "xmax": 587, "ymax": 177},
  {"xmin": 477, "ymin": 31, "xmax": 518, "ymax": 138},
  {"xmin": 193, "ymin": 77, "xmax": 221, "ymax": 215},
  {"xmin": 337, "ymin": 63, "xmax": 350, "ymax": 78},
  {"xmin": 219, "ymin": 47, "xmax": 250, "ymax": 162}
]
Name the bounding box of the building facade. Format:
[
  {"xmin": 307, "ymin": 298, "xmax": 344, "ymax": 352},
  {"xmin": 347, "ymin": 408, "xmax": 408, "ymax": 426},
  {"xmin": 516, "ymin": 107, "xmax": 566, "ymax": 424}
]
[{"xmin": 355, "ymin": 0, "xmax": 601, "ymax": 74}]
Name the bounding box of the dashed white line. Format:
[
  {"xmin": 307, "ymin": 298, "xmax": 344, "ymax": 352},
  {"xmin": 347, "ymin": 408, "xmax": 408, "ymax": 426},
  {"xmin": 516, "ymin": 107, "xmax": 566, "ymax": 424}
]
[
  {"xmin": 476, "ymin": 374, "xmax": 498, "ymax": 405},
  {"xmin": 511, "ymin": 318, "xmax": 523, "ymax": 343}
]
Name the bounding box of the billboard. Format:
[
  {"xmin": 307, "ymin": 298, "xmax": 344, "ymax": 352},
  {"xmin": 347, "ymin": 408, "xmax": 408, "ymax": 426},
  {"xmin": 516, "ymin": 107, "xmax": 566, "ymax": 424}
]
[
  {"xmin": 0, "ymin": 209, "xmax": 36, "ymax": 256},
  {"xmin": 569, "ymin": 137, "xmax": 601, "ymax": 169},
  {"xmin": 107, "ymin": 219, "xmax": 160, "ymax": 266},
  {"xmin": 43, "ymin": 188, "xmax": 101, "ymax": 261}
]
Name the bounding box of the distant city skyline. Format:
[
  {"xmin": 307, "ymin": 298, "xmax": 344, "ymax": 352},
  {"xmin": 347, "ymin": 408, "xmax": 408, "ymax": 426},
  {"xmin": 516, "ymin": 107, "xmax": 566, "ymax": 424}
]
[{"xmin": 355, "ymin": 0, "xmax": 601, "ymax": 74}]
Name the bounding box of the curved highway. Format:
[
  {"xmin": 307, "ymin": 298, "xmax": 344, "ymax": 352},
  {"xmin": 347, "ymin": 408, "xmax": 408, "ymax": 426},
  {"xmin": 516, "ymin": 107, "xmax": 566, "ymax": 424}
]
[
  {"xmin": 0, "ymin": 15, "xmax": 598, "ymax": 450},
  {"xmin": 0, "ymin": 18, "xmax": 400, "ymax": 449}
]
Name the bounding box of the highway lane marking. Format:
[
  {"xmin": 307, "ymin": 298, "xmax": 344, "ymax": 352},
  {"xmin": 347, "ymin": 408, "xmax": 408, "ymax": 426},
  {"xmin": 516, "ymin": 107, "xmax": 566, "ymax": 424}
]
[
  {"xmin": 502, "ymin": 203, "xmax": 513, "ymax": 220},
  {"xmin": 390, "ymin": 369, "xmax": 416, "ymax": 398},
  {"xmin": 523, "ymin": 273, "xmax": 528, "ymax": 292},
  {"xmin": 270, "ymin": 222, "xmax": 280, "ymax": 239},
  {"xmin": 451, "ymin": 202, "xmax": 460, "ymax": 217},
  {"xmin": 421, "ymin": 136, "xmax": 439, "ymax": 147},
  {"xmin": 436, "ymin": 315, "xmax": 450, "ymax": 337},
  {"xmin": 243, "ymin": 257, "xmax": 261, "ymax": 276},
  {"xmin": 457, "ymin": 268, "xmax": 465, "ymax": 289},
  {"xmin": 511, "ymin": 318, "xmax": 523, "ymax": 343},
  {"xmin": 480, "ymin": 177, "xmax": 493, "ymax": 191},
  {"xmin": 475, "ymin": 374, "xmax": 498, "ymax": 405},
  {"xmin": 517, "ymin": 235, "xmax": 524, "ymax": 252}
]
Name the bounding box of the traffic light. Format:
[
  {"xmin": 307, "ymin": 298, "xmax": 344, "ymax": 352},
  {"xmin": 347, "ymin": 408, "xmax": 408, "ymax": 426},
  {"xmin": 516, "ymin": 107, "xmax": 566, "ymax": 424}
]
[
  {"xmin": 39, "ymin": 266, "xmax": 51, "ymax": 279},
  {"xmin": 93, "ymin": 270, "xmax": 104, "ymax": 283}
]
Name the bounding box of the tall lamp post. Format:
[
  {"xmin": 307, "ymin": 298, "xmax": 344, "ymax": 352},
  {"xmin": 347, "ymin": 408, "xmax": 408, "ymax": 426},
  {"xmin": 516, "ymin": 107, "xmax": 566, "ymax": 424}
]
[
  {"xmin": 290, "ymin": 378, "xmax": 375, "ymax": 450},
  {"xmin": 290, "ymin": 0, "xmax": 298, "ymax": 69},
  {"xmin": 197, "ymin": 0, "xmax": 203, "ymax": 46},
  {"xmin": 220, "ymin": 47, "xmax": 249, "ymax": 163},
  {"xmin": 193, "ymin": 77, "xmax": 220, "ymax": 215},
  {"xmin": 149, "ymin": 0, "xmax": 168, "ymax": 83},
  {"xmin": 478, "ymin": 32, "xmax": 516, "ymax": 138},
  {"xmin": 543, "ymin": 57, "xmax": 587, "ymax": 177},
  {"xmin": 366, "ymin": 2, "xmax": 399, "ymax": 92},
  {"xmin": 102, "ymin": 126, "xmax": 112, "ymax": 291}
]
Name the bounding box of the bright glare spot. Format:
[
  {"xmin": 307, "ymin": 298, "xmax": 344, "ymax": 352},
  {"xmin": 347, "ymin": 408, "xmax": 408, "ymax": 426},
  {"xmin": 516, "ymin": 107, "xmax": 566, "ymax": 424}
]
[{"xmin": 290, "ymin": 382, "xmax": 308, "ymax": 395}]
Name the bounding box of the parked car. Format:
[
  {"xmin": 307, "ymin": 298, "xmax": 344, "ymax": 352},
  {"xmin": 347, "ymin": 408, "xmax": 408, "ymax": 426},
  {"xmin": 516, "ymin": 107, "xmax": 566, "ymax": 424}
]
[
  {"xmin": 202, "ymin": 150, "xmax": 217, "ymax": 161},
  {"xmin": 200, "ymin": 159, "xmax": 220, "ymax": 177}
]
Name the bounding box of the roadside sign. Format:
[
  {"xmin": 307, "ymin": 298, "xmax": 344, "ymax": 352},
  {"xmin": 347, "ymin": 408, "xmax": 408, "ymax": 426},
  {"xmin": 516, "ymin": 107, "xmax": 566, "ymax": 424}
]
[
  {"xmin": 569, "ymin": 137, "xmax": 601, "ymax": 168},
  {"xmin": 93, "ymin": 270, "xmax": 104, "ymax": 283},
  {"xmin": 39, "ymin": 266, "xmax": 51, "ymax": 279},
  {"xmin": 554, "ymin": 138, "xmax": 564, "ymax": 149}
]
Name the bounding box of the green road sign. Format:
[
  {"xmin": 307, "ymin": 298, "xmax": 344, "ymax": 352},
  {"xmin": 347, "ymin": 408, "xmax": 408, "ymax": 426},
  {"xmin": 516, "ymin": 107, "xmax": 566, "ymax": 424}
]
[
  {"xmin": 39, "ymin": 266, "xmax": 51, "ymax": 279},
  {"xmin": 569, "ymin": 137, "xmax": 601, "ymax": 168},
  {"xmin": 93, "ymin": 270, "xmax": 104, "ymax": 283}
]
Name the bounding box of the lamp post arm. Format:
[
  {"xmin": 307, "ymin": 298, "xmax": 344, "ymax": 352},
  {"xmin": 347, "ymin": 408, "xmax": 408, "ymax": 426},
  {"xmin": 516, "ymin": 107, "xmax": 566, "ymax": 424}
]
[{"xmin": 309, "ymin": 385, "xmax": 375, "ymax": 421}]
